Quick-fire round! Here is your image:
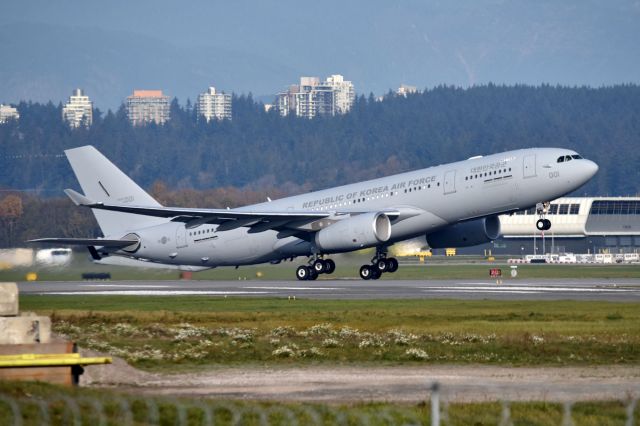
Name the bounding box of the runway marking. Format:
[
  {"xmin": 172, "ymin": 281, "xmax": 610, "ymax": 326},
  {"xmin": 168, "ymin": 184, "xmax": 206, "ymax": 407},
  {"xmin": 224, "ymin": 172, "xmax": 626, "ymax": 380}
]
[
  {"xmin": 45, "ymin": 290, "xmax": 273, "ymax": 296},
  {"xmin": 243, "ymin": 286, "xmax": 344, "ymax": 290},
  {"xmin": 425, "ymin": 290, "xmax": 543, "ymax": 294},
  {"xmin": 79, "ymin": 284, "xmax": 171, "ymax": 288},
  {"xmin": 421, "ymin": 286, "xmax": 637, "ymax": 292}
]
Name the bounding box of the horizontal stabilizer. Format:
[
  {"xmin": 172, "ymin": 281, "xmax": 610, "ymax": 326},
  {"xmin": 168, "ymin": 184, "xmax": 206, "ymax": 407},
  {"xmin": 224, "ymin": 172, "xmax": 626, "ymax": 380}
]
[
  {"xmin": 27, "ymin": 238, "xmax": 139, "ymax": 247},
  {"xmin": 64, "ymin": 188, "xmax": 96, "ymax": 206}
]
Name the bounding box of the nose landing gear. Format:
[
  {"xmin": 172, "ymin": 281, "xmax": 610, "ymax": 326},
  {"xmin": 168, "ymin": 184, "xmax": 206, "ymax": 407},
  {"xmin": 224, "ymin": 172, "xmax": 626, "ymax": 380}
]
[
  {"xmin": 535, "ymin": 202, "xmax": 552, "ymax": 231},
  {"xmin": 536, "ymin": 218, "xmax": 551, "ymax": 231}
]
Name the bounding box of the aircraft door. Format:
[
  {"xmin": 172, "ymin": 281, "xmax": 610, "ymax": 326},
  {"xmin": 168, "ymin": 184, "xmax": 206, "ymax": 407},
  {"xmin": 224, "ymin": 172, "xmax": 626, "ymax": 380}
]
[
  {"xmin": 444, "ymin": 170, "xmax": 456, "ymax": 195},
  {"xmin": 523, "ymin": 154, "xmax": 537, "ymax": 178},
  {"xmin": 175, "ymin": 224, "xmax": 188, "ymax": 248}
]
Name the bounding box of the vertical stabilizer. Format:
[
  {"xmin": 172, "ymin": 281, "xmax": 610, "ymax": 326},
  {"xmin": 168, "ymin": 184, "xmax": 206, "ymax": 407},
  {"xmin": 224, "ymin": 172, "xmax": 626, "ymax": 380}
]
[{"xmin": 65, "ymin": 146, "xmax": 167, "ymax": 237}]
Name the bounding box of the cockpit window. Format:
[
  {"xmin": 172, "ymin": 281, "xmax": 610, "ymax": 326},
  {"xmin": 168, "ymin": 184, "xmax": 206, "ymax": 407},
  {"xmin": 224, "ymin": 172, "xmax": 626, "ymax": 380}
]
[
  {"xmin": 565, "ymin": 155, "xmax": 572, "ymax": 162},
  {"xmin": 571, "ymin": 155, "xmax": 583, "ymax": 159},
  {"xmin": 557, "ymin": 156, "xmax": 565, "ymax": 163}
]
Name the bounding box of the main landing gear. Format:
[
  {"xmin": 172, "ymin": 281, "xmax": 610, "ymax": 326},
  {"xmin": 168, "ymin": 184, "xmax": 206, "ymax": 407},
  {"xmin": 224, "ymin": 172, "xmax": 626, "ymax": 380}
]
[
  {"xmin": 359, "ymin": 249, "xmax": 399, "ymax": 280},
  {"xmin": 535, "ymin": 201, "xmax": 552, "ymax": 231},
  {"xmin": 296, "ymin": 257, "xmax": 336, "ymax": 281}
]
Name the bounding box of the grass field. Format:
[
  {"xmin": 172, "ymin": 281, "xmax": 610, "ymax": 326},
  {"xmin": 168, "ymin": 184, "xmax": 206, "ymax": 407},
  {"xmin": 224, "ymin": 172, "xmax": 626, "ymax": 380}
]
[
  {"xmin": 0, "ymin": 380, "xmax": 637, "ymax": 426},
  {"xmin": 3, "ymin": 259, "xmax": 640, "ymax": 281},
  {"xmin": 21, "ymin": 296, "xmax": 640, "ymax": 370}
]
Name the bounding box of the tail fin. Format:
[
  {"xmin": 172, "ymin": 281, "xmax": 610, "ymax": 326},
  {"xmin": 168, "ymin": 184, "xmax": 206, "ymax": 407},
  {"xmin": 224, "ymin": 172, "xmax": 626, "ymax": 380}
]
[{"xmin": 65, "ymin": 146, "xmax": 166, "ymax": 237}]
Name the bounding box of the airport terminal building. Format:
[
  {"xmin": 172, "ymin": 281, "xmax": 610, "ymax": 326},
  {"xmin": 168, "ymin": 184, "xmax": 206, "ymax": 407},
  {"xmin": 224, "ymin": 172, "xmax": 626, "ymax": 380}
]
[{"xmin": 452, "ymin": 197, "xmax": 640, "ymax": 255}]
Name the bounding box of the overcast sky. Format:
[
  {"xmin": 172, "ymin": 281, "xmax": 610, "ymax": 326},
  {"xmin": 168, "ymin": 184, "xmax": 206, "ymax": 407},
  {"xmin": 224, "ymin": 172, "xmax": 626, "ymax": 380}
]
[{"xmin": 2, "ymin": 0, "xmax": 639, "ymax": 109}]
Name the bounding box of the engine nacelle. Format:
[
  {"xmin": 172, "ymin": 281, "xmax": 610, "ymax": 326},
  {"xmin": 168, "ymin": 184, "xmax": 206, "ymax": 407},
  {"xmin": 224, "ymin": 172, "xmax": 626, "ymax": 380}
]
[
  {"xmin": 315, "ymin": 212, "xmax": 391, "ymax": 253},
  {"xmin": 426, "ymin": 216, "xmax": 501, "ymax": 249}
]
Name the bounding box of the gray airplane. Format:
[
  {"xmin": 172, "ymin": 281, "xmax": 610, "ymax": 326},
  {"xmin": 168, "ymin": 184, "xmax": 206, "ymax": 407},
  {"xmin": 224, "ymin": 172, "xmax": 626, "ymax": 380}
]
[{"xmin": 31, "ymin": 146, "xmax": 598, "ymax": 280}]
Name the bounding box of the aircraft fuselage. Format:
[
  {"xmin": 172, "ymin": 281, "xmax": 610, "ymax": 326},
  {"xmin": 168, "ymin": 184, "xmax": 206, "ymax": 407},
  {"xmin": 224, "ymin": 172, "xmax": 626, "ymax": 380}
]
[{"xmin": 127, "ymin": 147, "xmax": 597, "ymax": 268}]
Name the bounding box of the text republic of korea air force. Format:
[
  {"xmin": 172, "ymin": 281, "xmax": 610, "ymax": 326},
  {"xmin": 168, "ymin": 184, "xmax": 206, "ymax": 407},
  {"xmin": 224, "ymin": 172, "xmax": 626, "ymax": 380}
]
[{"xmin": 30, "ymin": 146, "xmax": 598, "ymax": 280}]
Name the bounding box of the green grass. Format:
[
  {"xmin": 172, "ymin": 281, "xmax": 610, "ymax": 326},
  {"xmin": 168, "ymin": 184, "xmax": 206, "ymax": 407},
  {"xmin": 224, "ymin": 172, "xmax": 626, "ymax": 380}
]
[
  {"xmin": 0, "ymin": 381, "xmax": 637, "ymax": 426},
  {"xmin": 3, "ymin": 261, "xmax": 640, "ymax": 281},
  {"xmin": 21, "ymin": 296, "xmax": 640, "ymax": 370}
]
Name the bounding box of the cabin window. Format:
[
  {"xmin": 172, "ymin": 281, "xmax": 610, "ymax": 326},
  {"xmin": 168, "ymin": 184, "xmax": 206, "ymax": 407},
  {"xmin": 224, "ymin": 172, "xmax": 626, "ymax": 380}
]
[
  {"xmin": 570, "ymin": 204, "xmax": 580, "ymax": 214},
  {"xmin": 559, "ymin": 204, "xmax": 569, "ymax": 215}
]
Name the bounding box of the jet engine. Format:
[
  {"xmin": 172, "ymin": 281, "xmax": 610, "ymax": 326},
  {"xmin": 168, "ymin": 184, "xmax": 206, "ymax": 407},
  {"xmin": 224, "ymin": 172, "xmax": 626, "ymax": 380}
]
[
  {"xmin": 426, "ymin": 216, "xmax": 501, "ymax": 249},
  {"xmin": 315, "ymin": 212, "xmax": 391, "ymax": 252}
]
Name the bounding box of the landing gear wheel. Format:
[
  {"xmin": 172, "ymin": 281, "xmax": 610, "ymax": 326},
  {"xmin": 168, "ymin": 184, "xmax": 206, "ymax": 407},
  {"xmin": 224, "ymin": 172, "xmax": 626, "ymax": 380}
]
[
  {"xmin": 376, "ymin": 258, "xmax": 389, "ymax": 272},
  {"xmin": 536, "ymin": 219, "xmax": 546, "ymax": 231},
  {"xmin": 324, "ymin": 259, "xmax": 336, "ymax": 274},
  {"xmin": 370, "ymin": 267, "xmax": 382, "ymax": 280},
  {"xmin": 309, "ymin": 268, "xmax": 318, "ymax": 281},
  {"xmin": 312, "ymin": 259, "xmax": 326, "ymax": 274},
  {"xmin": 543, "ymin": 219, "xmax": 552, "ymax": 231},
  {"xmin": 387, "ymin": 257, "xmax": 399, "ymax": 273},
  {"xmin": 296, "ymin": 265, "xmax": 311, "ymax": 281},
  {"xmin": 359, "ymin": 265, "xmax": 373, "ymax": 280}
]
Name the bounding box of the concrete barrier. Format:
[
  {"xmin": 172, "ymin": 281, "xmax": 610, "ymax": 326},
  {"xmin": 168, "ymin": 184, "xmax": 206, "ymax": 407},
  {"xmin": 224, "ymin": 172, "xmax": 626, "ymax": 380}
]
[
  {"xmin": 0, "ymin": 313, "xmax": 51, "ymax": 344},
  {"xmin": 0, "ymin": 283, "xmax": 18, "ymax": 316}
]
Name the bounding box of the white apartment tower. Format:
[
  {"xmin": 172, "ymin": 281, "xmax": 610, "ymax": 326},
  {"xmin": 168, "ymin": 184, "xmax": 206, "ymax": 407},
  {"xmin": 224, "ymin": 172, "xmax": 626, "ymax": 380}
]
[
  {"xmin": 196, "ymin": 87, "xmax": 232, "ymax": 122},
  {"xmin": 125, "ymin": 90, "xmax": 170, "ymax": 126},
  {"xmin": 276, "ymin": 74, "xmax": 355, "ymax": 118},
  {"xmin": 0, "ymin": 104, "xmax": 19, "ymax": 124},
  {"xmin": 62, "ymin": 88, "xmax": 93, "ymax": 128},
  {"xmin": 325, "ymin": 75, "xmax": 355, "ymax": 114}
]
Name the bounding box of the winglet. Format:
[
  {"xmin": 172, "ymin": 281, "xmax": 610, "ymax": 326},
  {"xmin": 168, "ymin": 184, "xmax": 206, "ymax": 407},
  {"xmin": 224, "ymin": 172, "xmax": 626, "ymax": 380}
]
[{"xmin": 64, "ymin": 188, "xmax": 96, "ymax": 206}]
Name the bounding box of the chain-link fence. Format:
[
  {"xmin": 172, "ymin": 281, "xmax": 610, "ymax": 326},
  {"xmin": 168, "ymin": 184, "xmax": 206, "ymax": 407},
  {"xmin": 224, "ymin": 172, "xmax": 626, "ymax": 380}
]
[
  {"xmin": 428, "ymin": 382, "xmax": 639, "ymax": 426},
  {"xmin": 0, "ymin": 381, "xmax": 638, "ymax": 425}
]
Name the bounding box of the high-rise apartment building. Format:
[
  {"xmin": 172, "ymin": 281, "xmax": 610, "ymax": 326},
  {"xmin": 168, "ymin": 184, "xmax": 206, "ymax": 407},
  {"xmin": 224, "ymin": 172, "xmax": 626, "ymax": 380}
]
[
  {"xmin": 196, "ymin": 87, "xmax": 232, "ymax": 122},
  {"xmin": 325, "ymin": 75, "xmax": 355, "ymax": 114},
  {"xmin": 0, "ymin": 104, "xmax": 19, "ymax": 124},
  {"xmin": 62, "ymin": 88, "xmax": 93, "ymax": 128},
  {"xmin": 125, "ymin": 90, "xmax": 170, "ymax": 126},
  {"xmin": 276, "ymin": 75, "xmax": 355, "ymax": 118},
  {"xmin": 275, "ymin": 84, "xmax": 299, "ymax": 117}
]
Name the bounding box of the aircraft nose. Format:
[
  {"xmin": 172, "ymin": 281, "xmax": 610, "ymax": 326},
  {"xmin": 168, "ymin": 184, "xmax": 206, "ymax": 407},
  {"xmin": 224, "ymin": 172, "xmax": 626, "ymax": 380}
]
[{"xmin": 584, "ymin": 160, "xmax": 599, "ymax": 179}]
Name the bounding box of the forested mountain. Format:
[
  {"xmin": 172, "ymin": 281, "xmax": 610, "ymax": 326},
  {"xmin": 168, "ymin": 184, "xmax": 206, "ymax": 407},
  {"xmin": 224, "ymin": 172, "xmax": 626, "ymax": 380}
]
[{"xmin": 1, "ymin": 85, "xmax": 639, "ymax": 197}]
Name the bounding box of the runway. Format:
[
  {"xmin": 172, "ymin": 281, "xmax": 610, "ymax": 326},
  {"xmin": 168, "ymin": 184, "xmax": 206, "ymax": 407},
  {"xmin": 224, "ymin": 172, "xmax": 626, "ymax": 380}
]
[{"xmin": 17, "ymin": 278, "xmax": 640, "ymax": 301}]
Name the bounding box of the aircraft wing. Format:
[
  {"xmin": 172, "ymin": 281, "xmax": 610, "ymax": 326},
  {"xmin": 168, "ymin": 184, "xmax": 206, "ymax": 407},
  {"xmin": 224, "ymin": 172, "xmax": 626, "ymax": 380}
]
[
  {"xmin": 64, "ymin": 188, "xmax": 331, "ymax": 232},
  {"xmin": 64, "ymin": 188, "xmax": 405, "ymax": 234}
]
